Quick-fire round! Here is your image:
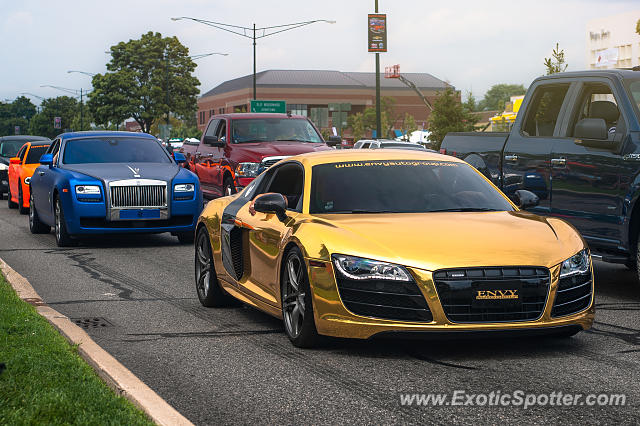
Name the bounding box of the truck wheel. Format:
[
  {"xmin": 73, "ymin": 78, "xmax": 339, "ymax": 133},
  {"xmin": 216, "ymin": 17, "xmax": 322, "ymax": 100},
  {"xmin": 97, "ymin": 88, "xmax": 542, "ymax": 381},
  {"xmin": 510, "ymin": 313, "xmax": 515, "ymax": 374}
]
[{"xmin": 223, "ymin": 176, "xmax": 236, "ymax": 197}]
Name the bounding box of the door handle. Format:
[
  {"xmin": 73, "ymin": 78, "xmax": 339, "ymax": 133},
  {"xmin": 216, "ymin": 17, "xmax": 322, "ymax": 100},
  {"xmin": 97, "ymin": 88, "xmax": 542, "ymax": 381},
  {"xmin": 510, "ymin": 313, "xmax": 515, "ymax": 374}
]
[
  {"xmin": 207, "ymin": 153, "xmax": 214, "ymax": 157},
  {"xmin": 551, "ymin": 158, "xmax": 566, "ymax": 167},
  {"xmin": 38, "ymin": 171, "xmax": 45, "ymax": 176},
  {"xmin": 195, "ymin": 151, "xmax": 201, "ymax": 156},
  {"xmin": 504, "ymin": 154, "xmax": 518, "ymax": 162}
]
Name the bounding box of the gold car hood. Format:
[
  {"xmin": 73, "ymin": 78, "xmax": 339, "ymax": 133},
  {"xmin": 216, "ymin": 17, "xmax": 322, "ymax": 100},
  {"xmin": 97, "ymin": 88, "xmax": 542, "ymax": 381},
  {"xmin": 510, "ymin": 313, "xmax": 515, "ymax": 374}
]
[{"xmin": 307, "ymin": 211, "xmax": 585, "ymax": 271}]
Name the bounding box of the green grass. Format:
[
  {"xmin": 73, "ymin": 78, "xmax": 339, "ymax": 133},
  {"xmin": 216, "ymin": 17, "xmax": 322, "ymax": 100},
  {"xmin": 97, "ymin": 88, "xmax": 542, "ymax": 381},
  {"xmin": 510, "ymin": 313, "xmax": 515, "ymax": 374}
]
[{"xmin": 0, "ymin": 273, "xmax": 155, "ymax": 425}]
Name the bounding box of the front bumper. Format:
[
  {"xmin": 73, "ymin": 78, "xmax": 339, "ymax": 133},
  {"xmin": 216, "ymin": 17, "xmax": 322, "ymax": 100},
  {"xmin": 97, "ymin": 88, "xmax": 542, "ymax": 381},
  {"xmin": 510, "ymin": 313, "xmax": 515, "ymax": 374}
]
[
  {"xmin": 0, "ymin": 169, "xmax": 7, "ymax": 194},
  {"xmin": 58, "ymin": 188, "xmax": 202, "ymax": 235},
  {"xmin": 306, "ymin": 261, "xmax": 594, "ymax": 340}
]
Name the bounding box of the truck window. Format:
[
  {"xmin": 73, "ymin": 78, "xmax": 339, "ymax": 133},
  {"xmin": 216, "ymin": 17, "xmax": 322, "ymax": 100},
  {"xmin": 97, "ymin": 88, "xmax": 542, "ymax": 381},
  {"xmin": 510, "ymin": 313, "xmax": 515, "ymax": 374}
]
[
  {"xmin": 521, "ymin": 84, "xmax": 570, "ymax": 137},
  {"xmin": 204, "ymin": 119, "xmax": 219, "ymax": 138},
  {"xmin": 216, "ymin": 119, "xmax": 227, "ymax": 142},
  {"xmin": 569, "ymin": 83, "xmax": 621, "ymax": 139}
]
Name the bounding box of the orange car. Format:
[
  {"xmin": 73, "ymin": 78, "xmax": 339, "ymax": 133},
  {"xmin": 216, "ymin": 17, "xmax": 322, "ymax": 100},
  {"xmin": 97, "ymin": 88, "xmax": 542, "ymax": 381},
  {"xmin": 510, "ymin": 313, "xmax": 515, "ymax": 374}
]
[{"xmin": 7, "ymin": 141, "xmax": 51, "ymax": 214}]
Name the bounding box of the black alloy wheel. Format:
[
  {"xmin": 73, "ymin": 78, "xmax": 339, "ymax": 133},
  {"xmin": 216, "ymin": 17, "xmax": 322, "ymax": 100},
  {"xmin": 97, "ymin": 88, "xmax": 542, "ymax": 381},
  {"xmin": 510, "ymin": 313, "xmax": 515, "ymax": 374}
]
[
  {"xmin": 54, "ymin": 197, "xmax": 75, "ymax": 247},
  {"xmin": 195, "ymin": 227, "xmax": 232, "ymax": 307},
  {"xmin": 281, "ymin": 247, "xmax": 320, "ymax": 348},
  {"xmin": 29, "ymin": 192, "xmax": 50, "ymax": 234}
]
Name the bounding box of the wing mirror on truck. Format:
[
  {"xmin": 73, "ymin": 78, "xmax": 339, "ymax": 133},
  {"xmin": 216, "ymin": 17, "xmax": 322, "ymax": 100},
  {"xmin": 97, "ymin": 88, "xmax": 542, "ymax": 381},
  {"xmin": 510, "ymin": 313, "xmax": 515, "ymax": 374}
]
[
  {"xmin": 574, "ymin": 118, "xmax": 608, "ymax": 140},
  {"xmin": 512, "ymin": 190, "xmax": 539, "ymax": 209},
  {"xmin": 326, "ymin": 136, "xmax": 342, "ymax": 147},
  {"xmin": 253, "ymin": 193, "xmax": 288, "ymax": 222},
  {"xmin": 203, "ymin": 135, "xmax": 226, "ymax": 147}
]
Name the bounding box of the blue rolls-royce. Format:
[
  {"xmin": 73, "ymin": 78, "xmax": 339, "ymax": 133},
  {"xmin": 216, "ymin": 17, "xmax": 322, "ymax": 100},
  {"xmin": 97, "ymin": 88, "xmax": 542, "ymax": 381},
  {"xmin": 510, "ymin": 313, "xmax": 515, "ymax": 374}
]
[{"xmin": 29, "ymin": 131, "xmax": 202, "ymax": 246}]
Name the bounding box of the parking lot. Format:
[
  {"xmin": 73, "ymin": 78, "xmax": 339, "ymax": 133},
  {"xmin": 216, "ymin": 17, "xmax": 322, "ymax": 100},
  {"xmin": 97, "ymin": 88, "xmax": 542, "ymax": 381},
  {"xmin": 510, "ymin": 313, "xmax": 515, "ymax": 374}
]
[{"xmin": 1, "ymin": 200, "xmax": 638, "ymax": 424}]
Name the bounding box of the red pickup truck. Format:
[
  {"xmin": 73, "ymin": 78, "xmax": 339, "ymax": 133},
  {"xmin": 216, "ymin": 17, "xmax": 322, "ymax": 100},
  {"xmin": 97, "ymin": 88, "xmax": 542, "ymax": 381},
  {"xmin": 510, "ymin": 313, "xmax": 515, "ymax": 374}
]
[{"xmin": 180, "ymin": 113, "xmax": 335, "ymax": 199}]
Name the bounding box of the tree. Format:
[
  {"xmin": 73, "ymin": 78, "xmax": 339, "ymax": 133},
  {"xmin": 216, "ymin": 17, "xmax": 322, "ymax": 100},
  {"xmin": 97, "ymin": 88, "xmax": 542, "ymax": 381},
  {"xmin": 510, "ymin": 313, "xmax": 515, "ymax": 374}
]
[
  {"xmin": 464, "ymin": 91, "xmax": 477, "ymax": 112},
  {"xmin": 636, "ymin": 18, "xmax": 640, "ymax": 36},
  {"xmin": 427, "ymin": 88, "xmax": 478, "ymax": 149},
  {"xmin": 0, "ymin": 97, "xmax": 37, "ymax": 135},
  {"xmin": 347, "ymin": 112, "xmax": 365, "ymax": 141},
  {"xmin": 544, "ymin": 42, "xmax": 568, "ymax": 75},
  {"xmin": 399, "ymin": 113, "xmax": 418, "ymax": 140},
  {"xmin": 29, "ymin": 96, "xmax": 78, "ymax": 138},
  {"xmin": 88, "ymin": 31, "xmax": 200, "ymax": 134},
  {"xmin": 477, "ymin": 84, "xmax": 526, "ymax": 111}
]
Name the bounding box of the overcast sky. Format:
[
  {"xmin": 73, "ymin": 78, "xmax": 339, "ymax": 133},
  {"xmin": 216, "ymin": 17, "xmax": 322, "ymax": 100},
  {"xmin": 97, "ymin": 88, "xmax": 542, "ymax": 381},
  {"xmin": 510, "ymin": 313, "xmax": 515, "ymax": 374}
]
[{"xmin": 1, "ymin": 0, "xmax": 638, "ymax": 105}]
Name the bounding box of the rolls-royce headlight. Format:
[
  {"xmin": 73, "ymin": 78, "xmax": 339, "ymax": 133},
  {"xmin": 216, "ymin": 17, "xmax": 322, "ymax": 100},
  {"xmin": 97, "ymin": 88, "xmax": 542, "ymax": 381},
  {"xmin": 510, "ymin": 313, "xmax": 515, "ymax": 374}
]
[
  {"xmin": 235, "ymin": 162, "xmax": 260, "ymax": 178},
  {"xmin": 559, "ymin": 249, "xmax": 591, "ymax": 279},
  {"xmin": 76, "ymin": 185, "xmax": 101, "ymax": 195},
  {"xmin": 174, "ymin": 183, "xmax": 195, "ymax": 192},
  {"xmin": 332, "ymin": 254, "xmax": 411, "ymax": 281}
]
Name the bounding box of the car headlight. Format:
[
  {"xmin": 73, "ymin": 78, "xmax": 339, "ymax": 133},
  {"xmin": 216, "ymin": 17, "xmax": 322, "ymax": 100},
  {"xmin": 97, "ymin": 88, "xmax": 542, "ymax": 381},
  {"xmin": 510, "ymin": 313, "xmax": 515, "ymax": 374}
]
[
  {"xmin": 332, "ymin": 254, "xmax": 412, "ymax": 281},
  {"xmin": 76, "ymin": 185, "xmax": 101, "ymax": 195},
  {"xmin": 235, "ymin": 162, "xmax": 261, "ymax": 178},
  {"xmin": 174, "ymin": 183, "xmax": 195, "ymax": 192},
  {"xmin": 0, "ymin": 163, "xmax": 8, "ymax": 171},
  {"xmin": 559, "ymin": 249, "xmax": 591, "ymax": 279}
]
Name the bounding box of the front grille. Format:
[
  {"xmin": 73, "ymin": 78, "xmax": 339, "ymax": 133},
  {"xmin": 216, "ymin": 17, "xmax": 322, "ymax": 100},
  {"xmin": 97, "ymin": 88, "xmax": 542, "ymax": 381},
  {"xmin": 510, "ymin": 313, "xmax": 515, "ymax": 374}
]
[
  {"xmin": 261, "ymin": 156, "xmax": 289, "ymax": 169},
  {"xmin": 110, "ymin": 185, "xmax": 166, "ymax": 208},
  {"xmin": 80, "ymin": 215, "xmax": 193, "ymax": 228},
  {"xmin": 229, "ymin": 227, "xmax": 244, "ymax": 279},
  {"xmin": 552, "ymin": 271, "xmax": 592, "ymax": 317},
  {"xmin": 433, "ymin": 267, "xmax": 550, "ymax": 323},
  {"xmin": 335, "ymin": 275, "xmax": 432, "ymax": 322}
]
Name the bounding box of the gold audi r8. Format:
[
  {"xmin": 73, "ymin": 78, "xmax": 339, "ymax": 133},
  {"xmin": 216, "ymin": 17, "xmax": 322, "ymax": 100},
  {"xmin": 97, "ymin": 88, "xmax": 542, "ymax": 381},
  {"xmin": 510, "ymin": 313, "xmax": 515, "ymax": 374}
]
[{"xmin": 194, "ymin": 150, "xmax": 594, "ymax": 348}]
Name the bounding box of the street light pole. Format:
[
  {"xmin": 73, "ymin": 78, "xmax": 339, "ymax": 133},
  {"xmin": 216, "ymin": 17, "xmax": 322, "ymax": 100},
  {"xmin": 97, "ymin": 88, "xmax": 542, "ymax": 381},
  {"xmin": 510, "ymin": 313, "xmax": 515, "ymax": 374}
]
[
  {"xmin": 171, "ymin": 17, "xmax": 335, "ymax": 101},
  {"xmin": 375, "ymin": 0, "xmax": 381, "ymax": 140}
]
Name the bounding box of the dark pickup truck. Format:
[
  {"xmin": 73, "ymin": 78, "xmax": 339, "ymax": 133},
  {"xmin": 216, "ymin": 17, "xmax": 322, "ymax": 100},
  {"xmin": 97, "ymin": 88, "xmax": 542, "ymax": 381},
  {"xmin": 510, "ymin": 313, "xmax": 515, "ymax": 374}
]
[
  {"xmin": 441, "ymin": 69, "xmax": 640, "ymax": 274},
  {"xmin": 180, "ymin": 113, "xmax": 334, "ymax": 199}
]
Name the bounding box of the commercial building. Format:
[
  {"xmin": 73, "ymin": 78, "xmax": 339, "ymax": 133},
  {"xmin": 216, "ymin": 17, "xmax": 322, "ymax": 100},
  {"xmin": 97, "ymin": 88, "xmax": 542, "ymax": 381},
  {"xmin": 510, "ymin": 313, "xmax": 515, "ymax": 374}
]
[
  {"xmin": 197, "ymin": 69, "xmax": 453, "ymax": 138},
  {"xmin": 586, "ymin": 11, "xmax": 640, "ymax": 69}
]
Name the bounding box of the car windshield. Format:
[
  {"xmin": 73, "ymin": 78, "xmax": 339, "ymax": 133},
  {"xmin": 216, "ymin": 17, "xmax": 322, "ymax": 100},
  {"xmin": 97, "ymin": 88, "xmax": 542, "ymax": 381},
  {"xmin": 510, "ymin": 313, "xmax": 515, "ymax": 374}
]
[
  {"xmin": 310, "ymin": 160, "xmax": 514, "ymax": 214},
  {"xmin": 625, "ymin": 78, "xmax": 640, "ymax": 122},
  {"xmin": 62, "ymin": 137, "xmax": 171, "ymax": 164},
  {"xmin": 231, "ymin": 118, "xmax": 323, "ymax": 143},
  {"xmin": 25, "ymin": 145, "xmax": 49, "ymax": 164},
  {"xmin": 0, "ymin": 140, "xmax": 26, "ymax": 158}
]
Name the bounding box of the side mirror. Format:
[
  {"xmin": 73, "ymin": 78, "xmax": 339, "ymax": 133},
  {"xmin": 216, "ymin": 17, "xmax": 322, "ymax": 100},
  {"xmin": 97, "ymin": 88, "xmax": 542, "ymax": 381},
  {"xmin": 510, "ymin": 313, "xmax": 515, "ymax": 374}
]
[
  {"xmin": 9, "ymin": 157, "xmax": 20, "ymax": 165},
  {"xmin": 326, "ymin": 136, "xmax": 341, "ymax": 147},
  {"xmin": 574, "ymin": 118, "xmax": 607, "ymax": 140},
  {"xmin": 253, "ymin": 193, "xmax": 288, "ymax": 222},
  {"xmin": 173, "ymin": 152, "xmax": 186, "ymax": 164},
  {"xmin": 203, "ymin": 135, "xmax": 225, "ymax": 147},
  {"xmin": 39, "ymin": 153, "xmax": 53, "ymax": 167},
  {"xmin": 513, "ymin": 189, "xmax": 539, "ymax": 209}
]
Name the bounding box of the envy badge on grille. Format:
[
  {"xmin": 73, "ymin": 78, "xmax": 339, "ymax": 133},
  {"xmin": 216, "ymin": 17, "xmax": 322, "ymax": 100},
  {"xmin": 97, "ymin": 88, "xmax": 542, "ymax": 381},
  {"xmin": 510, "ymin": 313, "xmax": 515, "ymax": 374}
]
[{"xmin": 475, "ymin": 290, "xmax": 519, "ymax": 300}]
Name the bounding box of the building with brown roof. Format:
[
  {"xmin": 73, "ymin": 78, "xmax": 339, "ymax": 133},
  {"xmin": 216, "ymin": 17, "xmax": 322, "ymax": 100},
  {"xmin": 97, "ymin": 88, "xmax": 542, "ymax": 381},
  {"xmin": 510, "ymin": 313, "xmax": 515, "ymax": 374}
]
[{"xmin": 197, "ymin": 69, "xmax": 454, "ymax": 138}]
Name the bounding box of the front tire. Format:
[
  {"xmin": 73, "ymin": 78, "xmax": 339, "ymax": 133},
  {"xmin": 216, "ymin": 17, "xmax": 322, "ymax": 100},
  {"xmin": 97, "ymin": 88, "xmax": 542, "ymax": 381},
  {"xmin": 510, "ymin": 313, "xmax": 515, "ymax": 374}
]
[
  {"xmin": 54, "ymin": 197, "xmax": 76, "ymax": 247},
  {"xmin": 177, "ymin": 231, "xmax": 194, "ymax": 244},
  {"xmin": 281, "ymin": 247, "xmax": 320, "ymax": 348},
  {"xmin": 222, "ymin": 176, "xmax": 236, "ymax": 197},
  {"xmin": 7, "ymin": 184, "xmax": 17, "ymax": 209},
  {"xmin": 195, "ymin": 227, "xmax": 233, "ymax": 307},
  {"xmin": 18, "ymin": 185, "xmax": 28, "ymax": 215},
  {"xmin": 29, "ymin": 193, "xmax": 50, "ymax": 234}
]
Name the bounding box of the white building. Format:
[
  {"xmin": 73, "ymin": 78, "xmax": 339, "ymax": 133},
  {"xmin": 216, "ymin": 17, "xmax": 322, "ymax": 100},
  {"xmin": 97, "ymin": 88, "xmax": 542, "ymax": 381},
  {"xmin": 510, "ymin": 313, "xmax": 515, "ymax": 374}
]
[{"xmin": 586, "ymin": 11, "xmax": 640, "ymax": 69}]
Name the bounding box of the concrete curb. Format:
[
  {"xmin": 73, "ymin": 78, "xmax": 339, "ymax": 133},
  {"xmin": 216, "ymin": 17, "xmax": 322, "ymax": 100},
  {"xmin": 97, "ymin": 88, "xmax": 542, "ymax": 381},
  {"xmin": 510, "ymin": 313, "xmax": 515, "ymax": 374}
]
[{"xmin": 0, "ymin": 258, "xmax": 193, "ymax": 426}]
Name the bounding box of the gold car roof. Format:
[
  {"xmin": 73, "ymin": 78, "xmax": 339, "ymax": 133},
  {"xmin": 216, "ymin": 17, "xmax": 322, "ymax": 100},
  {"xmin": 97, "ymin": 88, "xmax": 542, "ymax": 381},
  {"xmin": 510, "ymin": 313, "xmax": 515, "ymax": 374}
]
[{"xmin": 288, "ymin": 149, "xmax": 466, "ymax": 167}]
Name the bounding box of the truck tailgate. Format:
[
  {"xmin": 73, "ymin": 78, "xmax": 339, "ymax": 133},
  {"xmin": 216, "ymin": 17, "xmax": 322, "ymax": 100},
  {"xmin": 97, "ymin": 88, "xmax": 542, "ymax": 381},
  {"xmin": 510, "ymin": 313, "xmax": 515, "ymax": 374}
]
[{"xmin": 441, "ymin": 132, "xmax": 509, "ymax": 186}]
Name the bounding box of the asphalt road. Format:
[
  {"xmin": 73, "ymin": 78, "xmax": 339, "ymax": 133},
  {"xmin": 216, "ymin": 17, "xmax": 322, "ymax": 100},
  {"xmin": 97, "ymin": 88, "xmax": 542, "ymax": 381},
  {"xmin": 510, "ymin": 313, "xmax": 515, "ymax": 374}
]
[{"xmin": 0, "ymin": 201, "xmax": 638, "ymax": 425}]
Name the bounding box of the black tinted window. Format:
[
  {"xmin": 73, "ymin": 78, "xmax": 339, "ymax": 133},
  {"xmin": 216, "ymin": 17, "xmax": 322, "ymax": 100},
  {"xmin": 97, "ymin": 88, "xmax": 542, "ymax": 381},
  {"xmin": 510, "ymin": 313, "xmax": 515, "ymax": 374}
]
[
  {"xmin": 310, "ymin": 160, "xmax": 513, "ymax": 214},
  {"xmin": 25, "ymin": 145, "xmax": 49, "ymax": 164},
  {"xmin": 231, "ymin": 118, "xmax": 322, "ymax": 143},
  {"xmin": 63, "ymin": 137, "xmax": 171, "ymax": 164},
  {"xmin": 522, "ymin": 84, "xmax": 570, "ymax": 137},
  {"xmin": 0, "ymin": 140, "xmax": 26, "ymax": 158}
]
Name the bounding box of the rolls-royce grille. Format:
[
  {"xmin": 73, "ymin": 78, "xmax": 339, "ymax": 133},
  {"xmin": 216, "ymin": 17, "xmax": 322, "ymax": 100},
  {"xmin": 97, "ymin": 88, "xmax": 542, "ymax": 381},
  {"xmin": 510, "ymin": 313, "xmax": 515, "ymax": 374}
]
[
  {"xmin": 110, "ymin": 185, "xmax": 166, "ymax": 208},
  {"xmin": 433, "ymin": 267, "xmax": 550, "ymax": 323},
  {"xmin": 335, "ymin": 275, "xmax": 432, "ymax": 322},
  {"xmin": 551, "ymin": 271, "xmax": 592, "ymax": 317}
]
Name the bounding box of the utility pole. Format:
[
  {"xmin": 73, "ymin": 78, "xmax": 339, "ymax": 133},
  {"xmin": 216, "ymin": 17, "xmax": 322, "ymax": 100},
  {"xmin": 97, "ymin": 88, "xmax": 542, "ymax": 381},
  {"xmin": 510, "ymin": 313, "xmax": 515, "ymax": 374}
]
[
  {"xmin": 80, "ymin": 88, "xmax": 84, "ymax": 130},
  {"xmin": 253, "ymin": 23, "xmax": 257, "ymax": 100},
  {"xmin": 165, "ymin": 50, "xmax": 170, "ymax": 135},
  {"xmin": 375, "ymin": 0, "xmax": 382, "ymax": 140}
]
